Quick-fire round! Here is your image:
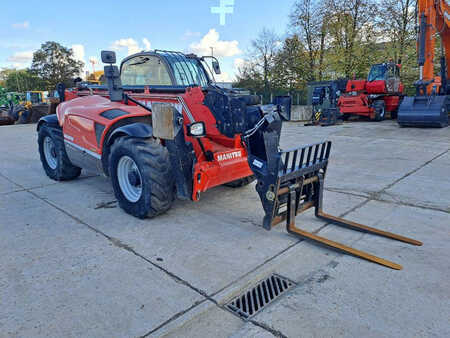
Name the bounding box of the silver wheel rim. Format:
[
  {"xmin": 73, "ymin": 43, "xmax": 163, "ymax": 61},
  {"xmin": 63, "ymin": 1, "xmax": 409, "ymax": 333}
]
[
  {"xmin": 43, "ymin": 136, "xmax": 58, "ymax": 170},
  {"xmin": 117, "ymin": 156, "xmax": 142, "ymax": 203}
]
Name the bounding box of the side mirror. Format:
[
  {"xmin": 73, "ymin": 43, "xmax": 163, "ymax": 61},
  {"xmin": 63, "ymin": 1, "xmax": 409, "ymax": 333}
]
[
  {"xmin": 101, "ymin": 50, "xmax": 116, "ymax": 64},
  {"xmin": 212, "ymin": 60, "xmax": 221, "ymax": 75}
]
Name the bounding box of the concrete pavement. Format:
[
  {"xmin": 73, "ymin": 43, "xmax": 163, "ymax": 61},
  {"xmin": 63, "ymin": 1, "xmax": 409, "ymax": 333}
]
[{"xmin": 0, "ymin": 121, "xmax": 449, "ymax": 337}]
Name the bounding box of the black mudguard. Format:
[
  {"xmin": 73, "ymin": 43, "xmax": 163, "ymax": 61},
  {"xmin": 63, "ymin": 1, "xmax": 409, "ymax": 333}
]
[{"xmin": 37, "ymin": 114, "xmax": 60, "ymax": 131}]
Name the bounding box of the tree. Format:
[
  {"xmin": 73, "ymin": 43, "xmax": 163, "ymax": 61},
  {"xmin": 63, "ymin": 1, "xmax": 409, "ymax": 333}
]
[
  {"xmin": 31, "ymin": 41, "xmax": 83, "ymax": 90},
  {"xmin": 326, "ymin": 0, "xmax": 379, "ymax": 78},
  {"xmin": 248, "ymin": 28, "xmax": 281, "ymax": 102},
  {"xmin": 379, "ymin": 0, "xmax": 416, "ymax": 63},
  {"xmin": 379, "ymin": 0, "xmax": 418, "ymax": 94},
  {"xmin": 289, "ymin": 0, "xmax": 329, "ymax": 81},
  {"xmin": 272, "ymin": 35, "xmax": 308, "ymax": 92},
  {"xmin": 3, "ymin": 69, "xmax": 45, "ymax": 92}
]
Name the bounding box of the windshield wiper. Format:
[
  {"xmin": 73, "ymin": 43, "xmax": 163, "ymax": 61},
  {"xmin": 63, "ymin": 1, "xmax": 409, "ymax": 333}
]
[{"xmin": 129, "ymin": 57, "xmax": 150, "ymax": 66}]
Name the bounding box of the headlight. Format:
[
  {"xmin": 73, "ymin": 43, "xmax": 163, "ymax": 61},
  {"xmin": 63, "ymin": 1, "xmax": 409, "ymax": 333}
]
[{"xmin": 187, "ymin": 122, "xmax": 206, "ymax": 137}]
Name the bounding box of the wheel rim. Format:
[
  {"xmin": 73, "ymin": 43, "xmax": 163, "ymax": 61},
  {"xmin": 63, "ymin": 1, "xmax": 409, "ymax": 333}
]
[
  {"xmin": 117, "ymin": 156, "xmax": 142, "ymax": 203},
  {"xmin": 380, "ymin": 107, "xmax": 385, "ymax": 118},
  {"xmin": 43, "ymin": 136, "xmax": 58, "ymax": 170}
]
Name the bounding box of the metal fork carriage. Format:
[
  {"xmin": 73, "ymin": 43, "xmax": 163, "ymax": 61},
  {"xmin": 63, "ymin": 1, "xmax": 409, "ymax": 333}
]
[{"xmin": 249, "ymin": 140, "xmax": 422, "ymax": 270}]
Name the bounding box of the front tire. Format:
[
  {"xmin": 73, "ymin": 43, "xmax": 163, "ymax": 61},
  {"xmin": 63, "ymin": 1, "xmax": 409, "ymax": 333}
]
[
  {"xmin": 109, "ymin": 137, "xmax": 174, "ymax": 218},
  {"xmin": 38, "ymin": 124, "xmax": 81, "ymax": 181}
]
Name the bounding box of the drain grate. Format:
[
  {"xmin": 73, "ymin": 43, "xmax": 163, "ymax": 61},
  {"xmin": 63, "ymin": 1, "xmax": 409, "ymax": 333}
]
[{"xmin": 226, "ymin": 274, "xmax": 295, "ymax": 318}]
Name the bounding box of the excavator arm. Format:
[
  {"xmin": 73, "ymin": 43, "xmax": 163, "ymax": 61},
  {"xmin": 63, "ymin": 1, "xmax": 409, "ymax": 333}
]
[{"xmin": 397, "ymin": 0, "xmax": 450, "ymax": 127}]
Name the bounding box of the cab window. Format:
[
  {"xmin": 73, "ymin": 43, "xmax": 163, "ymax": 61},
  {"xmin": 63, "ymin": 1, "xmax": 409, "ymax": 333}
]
[
  {"xmin": 166, "ymin": 56, "xmax": 209, "ymax": 87},
  {"xmin": 121, "ymin": 55, "xmax": 172, "ymax": 86}
]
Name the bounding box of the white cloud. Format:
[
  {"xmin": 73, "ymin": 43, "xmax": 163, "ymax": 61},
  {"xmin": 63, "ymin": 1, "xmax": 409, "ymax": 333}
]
[
  {"xmin": 71, "ymin": 44, "xmax": 85, "ymax": 63},
  {"xmin": 12, "ymin": 21, "xmax": 29, "ymax": 29},
  {"xmin": 215, "ymin": 71, "xmax": 232, "ymax": 82},
  {"xmin": 7, "ymin": 50, "xmax": 33, "ymax": 63},
  {"xmin": 182, "ymin": 30, "xmax": 201, "ymax": 40},
  {"xmin": 190, "ymin": 29, "xmax": 241, "ymax": 57},
  {"xmin": 111, "ymin": 38, "xmax": 140, "ymax": 55},
  {"xmin": 142, "ymin": 38, "xmax": 151, "ymax": 50},
  {"xmin": 233, "ymin": 57, "xmax": 245, "ymax": 70},
  {"xmin": 111, "ymin": 37, "xmax": 152, "ymax": 55}
]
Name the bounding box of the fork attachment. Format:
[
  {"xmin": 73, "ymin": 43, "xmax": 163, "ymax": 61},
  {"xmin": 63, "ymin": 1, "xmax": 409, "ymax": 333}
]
[{"xmin": 247, "ymin": 125, "xmax": 422, "ymax": 270}]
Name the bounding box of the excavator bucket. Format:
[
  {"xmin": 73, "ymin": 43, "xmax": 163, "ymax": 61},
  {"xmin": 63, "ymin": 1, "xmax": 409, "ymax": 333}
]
[
  {"xmin": 398, "ymin": 95, "xmax": 449, "ymax": 128},
  {"xmin": 246, "ymin": 111, "xmax": 422, "ymax": 270}
]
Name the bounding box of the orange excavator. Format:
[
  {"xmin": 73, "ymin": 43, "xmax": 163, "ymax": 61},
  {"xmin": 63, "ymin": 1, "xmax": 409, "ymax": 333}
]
[{"xmin": 398, "ymin": 0, "xmax": 450, "ymax": 127}]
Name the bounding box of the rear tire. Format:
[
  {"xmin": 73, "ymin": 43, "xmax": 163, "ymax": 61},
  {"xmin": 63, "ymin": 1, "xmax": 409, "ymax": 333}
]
[
  {"xmin": 38, "ymin": 124, "xmax": 81, "ymax": 181},
  {"xmin": 109, "ymin": 137, "xmax": 174, "ymax": 218},
  {"xmin": 224, "ymin": 175, "xmax": 256, "ymax": 188}
]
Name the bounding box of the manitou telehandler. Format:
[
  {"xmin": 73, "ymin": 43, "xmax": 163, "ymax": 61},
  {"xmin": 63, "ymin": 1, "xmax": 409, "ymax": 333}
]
[
  {"xmin": 338, "ymin": 62, "xmax": 404, "ymax": 121},
  {"xmin": 37, "ymin": 50, "xmax": 421, "ymax": 270}
]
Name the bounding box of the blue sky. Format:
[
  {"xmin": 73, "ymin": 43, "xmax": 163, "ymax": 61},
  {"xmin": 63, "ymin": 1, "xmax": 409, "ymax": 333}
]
[{"xmin": 1, "ymin": 0, "xmax": 294, "ymax": 81}]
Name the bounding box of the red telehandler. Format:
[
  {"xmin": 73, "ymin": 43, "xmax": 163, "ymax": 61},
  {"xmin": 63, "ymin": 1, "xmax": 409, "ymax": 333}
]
[
  {"xmin": 338, "ymin": 62, "xmax": 404, "ymax": 121},
  {"xmin": 397, "ymin": 0, "xmax": 449, "ymax": 127},
  {"xmin": 37, "ymin": 50, "xmax": 421, "ymax": 270}
]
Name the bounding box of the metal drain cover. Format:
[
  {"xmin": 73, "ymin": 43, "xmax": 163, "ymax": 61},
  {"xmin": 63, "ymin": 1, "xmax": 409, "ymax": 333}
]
[{"xmin": 226, "ymin": 274, "xmax": 295, "ymax": 318}]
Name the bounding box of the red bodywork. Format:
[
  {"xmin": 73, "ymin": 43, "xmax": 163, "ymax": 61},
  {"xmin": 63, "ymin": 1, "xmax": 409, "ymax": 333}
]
[
  {"xmin": 338, "ymin": 70, "xmax": 404, "ymax": 120},
  {"xmin": 58, "ymin": 86, "xmax": 253, "ymax": 201}
]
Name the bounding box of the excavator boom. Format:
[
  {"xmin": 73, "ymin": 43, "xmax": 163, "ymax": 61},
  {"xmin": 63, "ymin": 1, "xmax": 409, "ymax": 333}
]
[{"xmin": 397, "ymin": 0, "xmax": 450, "ymax": 127}]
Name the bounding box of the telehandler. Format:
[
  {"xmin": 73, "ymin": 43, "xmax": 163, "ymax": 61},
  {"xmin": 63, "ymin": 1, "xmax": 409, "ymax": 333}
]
[
  {"xmin": 37, "ymin": 50, "xmax": 421, "ymax": 270},
  {"xmin": 338, "ymin": 62, "xmax": 403, "ymax": 121}
]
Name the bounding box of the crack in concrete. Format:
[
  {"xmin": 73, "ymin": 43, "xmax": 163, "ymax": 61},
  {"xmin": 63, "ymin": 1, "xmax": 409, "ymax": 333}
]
[
  {"xmin": 248, "ymin": 319, "xmax": 287, "ymax": 338},
  {"xmin": 326, "ymin": 187, "xmax": 450, "ymax": 214},
  {"xmin": 139, "ymin": 299, "xmax": 207, "ymax": 338},
  {"xmin": 1, "ymin": 171, "xmax": 283, "ymax": 337},
  {"xmin": 378, "ymin": 149, "xmax": 449, "ymax": 193},
  {"xmin": 1, "ymin": 147, "xmax": 447, "ymax": 337}
]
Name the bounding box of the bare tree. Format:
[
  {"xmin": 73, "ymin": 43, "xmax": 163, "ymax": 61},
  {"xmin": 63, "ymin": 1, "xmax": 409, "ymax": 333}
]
[
  {"xmin": 379, "ymin": 0, "xmax": 416, "ymax": 63},
  {"xmin": 249, "ymin": 28, "xmax": 281, "ymax": 101},
  {"xmin": 289, "ymin": 0, "xmax": 328, "ymax": 81},
  {"xmin": 325, "ymin": 0, "xmax": 378, "ymax": 77}
]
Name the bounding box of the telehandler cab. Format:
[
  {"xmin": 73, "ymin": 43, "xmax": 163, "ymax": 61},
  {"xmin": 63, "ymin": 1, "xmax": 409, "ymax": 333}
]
[{"xmin": 37, "ymin": 50, "xmax": 421, "ymax": 270}]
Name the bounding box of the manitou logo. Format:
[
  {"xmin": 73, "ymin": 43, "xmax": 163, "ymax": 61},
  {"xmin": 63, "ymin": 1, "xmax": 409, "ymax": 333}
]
[{"xmin": 217, "ymin": 151, "xmax": 242, "ymax": 161}]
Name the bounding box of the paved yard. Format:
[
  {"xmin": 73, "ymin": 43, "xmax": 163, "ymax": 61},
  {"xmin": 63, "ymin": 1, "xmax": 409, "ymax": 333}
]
[{"xmin": 0, "ymin": 121, "xmax": 449, "ymax": 337}]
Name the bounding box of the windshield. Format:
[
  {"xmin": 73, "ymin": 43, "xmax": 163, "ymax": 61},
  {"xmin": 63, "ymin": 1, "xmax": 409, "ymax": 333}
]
[
  {"xmin": 368, "ymin": 64, "xmax": 387, "ymax": 82},
  {"xmin": 164, "ymin": 54, "xmax": 209, "ymax": 87},
  {"xmin": 121, "ymin": 55, "xmax": 172, "ymax": 86},
  {"xmin": 29, "ymin": 92, "xmax": 41, "ymax": 104}
]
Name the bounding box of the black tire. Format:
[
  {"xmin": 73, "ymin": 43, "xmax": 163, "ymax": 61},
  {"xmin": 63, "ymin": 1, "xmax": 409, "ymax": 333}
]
[
  {"xmin": 109, "ymin": 137, "xmax": 174, "ymax": 218},
  {"xmin": 38, "ymin": 124, "xmax": 82, "ymax": 181},
  {"xmin": 224, "ymin": 175, "xmax": 256, "ymax": 188},
  {"xmin": 373, "ymin": 101, "xmax": 385, "ymax": 121}
]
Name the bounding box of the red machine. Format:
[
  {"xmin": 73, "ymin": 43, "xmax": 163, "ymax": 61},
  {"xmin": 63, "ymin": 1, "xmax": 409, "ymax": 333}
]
[
  {"xmin": 338, "ymin": 62, "xmax": 404, "ymax": 121},
  {"xmin": 36, "ymin": 50, "xmax": 421, "ymax": 270}
]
